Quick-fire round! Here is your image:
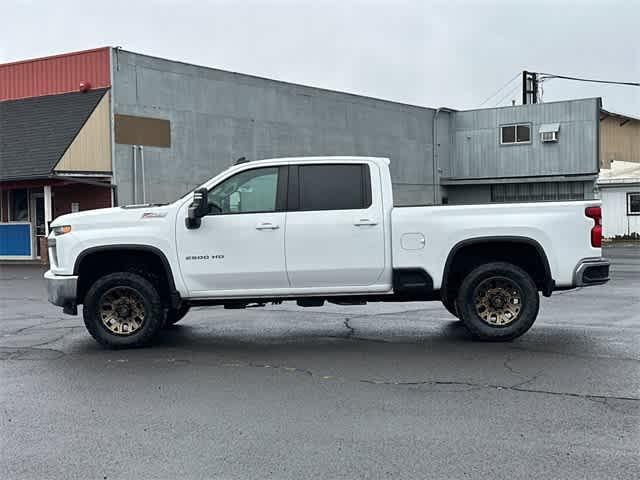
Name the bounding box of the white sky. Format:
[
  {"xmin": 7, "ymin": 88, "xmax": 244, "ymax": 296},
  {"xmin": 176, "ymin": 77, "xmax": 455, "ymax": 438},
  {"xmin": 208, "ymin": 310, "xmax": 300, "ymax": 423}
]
[{"xmin": 2, "ymin": 0, "xmax": 639, "ymax": 115}]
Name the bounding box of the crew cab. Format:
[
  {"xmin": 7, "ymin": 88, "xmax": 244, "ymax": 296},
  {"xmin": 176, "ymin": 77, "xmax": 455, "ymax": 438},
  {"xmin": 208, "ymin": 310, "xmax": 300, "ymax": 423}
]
[{"xmin": 45, "ymin": 156, "xmax": 610, "ymax": 348}]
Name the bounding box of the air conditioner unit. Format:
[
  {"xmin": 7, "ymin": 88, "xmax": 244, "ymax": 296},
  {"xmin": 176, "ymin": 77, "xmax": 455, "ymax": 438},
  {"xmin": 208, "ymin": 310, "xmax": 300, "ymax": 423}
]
[
  {"xmin": 541, "ymin": 131, "xmax": 558, "ymax": 142},
  {"xmin": 539, "ymin": 123, "xmax": 560, "ymax": 143}
]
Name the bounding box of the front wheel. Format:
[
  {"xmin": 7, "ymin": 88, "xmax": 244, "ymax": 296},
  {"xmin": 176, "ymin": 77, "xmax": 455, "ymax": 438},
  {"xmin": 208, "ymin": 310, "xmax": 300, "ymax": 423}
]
[
  {"xmin": 456, "ymin": 262, "xmax": 539, "ymax": 341},
  {"xmin": 83, "ymin": 272, "xmax": 164, "ymax": 348}
]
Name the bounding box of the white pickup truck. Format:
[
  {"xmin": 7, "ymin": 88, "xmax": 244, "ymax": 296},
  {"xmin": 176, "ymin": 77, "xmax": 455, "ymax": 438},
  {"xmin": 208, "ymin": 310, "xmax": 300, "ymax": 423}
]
[{"xmin": 45, "ymin": 156, "xmax": 609, "ymax": 348}]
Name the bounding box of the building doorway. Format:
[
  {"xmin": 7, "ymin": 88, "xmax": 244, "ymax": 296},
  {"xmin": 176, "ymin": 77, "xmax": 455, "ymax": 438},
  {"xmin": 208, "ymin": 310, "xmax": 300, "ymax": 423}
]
[{"xmin": 30, "ymin": 192, "xmax": 46, "ymax": 258}]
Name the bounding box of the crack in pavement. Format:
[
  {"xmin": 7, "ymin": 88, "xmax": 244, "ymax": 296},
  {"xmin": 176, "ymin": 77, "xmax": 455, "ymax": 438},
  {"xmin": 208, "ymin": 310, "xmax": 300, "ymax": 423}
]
[
  {"xmin": 218, "ymin": 358, "xmax": 640, "ymax": 403},
  {"xmin": 502, "ymin": 356, "xmax": 546, "ymax": 389},
  {"xmin": 4, "ymin": 307, "xmax": 638, "ymax": 405},
  {"xmin": 217, "ymin": 321, "xmax": 640, "ymax": 403},
  {"xmin": 505, "ymin": 345, "xmax": 640, "ymax": 363},
  {"xmin": 0, "ymin": 347, "xmax": 66, "ymax": 360},
  {"xmin": 3, "ymin": 318, "xmax": 77, "ymax": 336},
  {"xmin": 343, "ymin": 318, "xmax": 355, "ymax": 338},
  {"xmin": 324, "ymin": 317, "xmax": 392, "ymax": 344}
]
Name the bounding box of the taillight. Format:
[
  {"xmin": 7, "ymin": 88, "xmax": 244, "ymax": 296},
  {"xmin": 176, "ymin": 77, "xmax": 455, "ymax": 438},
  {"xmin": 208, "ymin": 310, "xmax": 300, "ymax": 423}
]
[{"xmin": 585, "ymin": 206, "xmax": 602, "ymax": 248}]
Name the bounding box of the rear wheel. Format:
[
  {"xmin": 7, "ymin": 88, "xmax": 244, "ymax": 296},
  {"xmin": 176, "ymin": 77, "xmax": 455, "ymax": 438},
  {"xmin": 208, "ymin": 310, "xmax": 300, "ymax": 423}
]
[
  {"xmin": 456, "ymin": 262, "xmax": 539, "ymax": 341},
  {"xmin": 83, "ymin": 272, "xmax": 164, "ymax": 348}
]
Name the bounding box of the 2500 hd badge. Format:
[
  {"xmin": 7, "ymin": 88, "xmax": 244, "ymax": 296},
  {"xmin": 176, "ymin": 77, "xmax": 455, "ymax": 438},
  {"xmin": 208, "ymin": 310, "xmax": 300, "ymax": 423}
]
[{"xmin": 185, "ymin": 255, "xmax": 225, "ymax": 260}]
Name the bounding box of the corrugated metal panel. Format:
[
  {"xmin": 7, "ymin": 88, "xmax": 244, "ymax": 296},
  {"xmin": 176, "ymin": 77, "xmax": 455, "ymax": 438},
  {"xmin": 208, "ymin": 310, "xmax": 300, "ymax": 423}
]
[
  {"xmin": 0, "ymin": 47, "xmax": 111, "ymax": 101},
  {"xmin": 446, "ymin": 99, "xmax": 600, "ymax": 179}
]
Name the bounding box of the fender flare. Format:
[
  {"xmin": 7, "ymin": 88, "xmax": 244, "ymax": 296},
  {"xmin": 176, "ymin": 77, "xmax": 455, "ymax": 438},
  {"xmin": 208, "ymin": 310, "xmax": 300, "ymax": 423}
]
[
  {"xmin": 441, "ymin": 236, "xmax": 554, "ymax": 298},
  {"xmin": 73, "ymin": 244, "xmax": 179, "ymax": 301}
]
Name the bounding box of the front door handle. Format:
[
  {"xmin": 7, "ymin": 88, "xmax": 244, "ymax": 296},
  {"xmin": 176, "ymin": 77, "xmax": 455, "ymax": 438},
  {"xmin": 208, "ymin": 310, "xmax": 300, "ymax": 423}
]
[
  {"xmin": 354, "ymin": 219, "xmax": 378, "ymax": 226},
  {"xmin": 256, "ymin": 222, "xmax": 280, "ymax": 230}
]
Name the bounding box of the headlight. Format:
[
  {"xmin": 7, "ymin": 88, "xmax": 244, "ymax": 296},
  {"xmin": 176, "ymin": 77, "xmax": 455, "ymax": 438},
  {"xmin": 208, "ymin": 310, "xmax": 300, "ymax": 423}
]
[{"xmin": 53, "ymin": 225, "xmax": 72, "ymax": 235}]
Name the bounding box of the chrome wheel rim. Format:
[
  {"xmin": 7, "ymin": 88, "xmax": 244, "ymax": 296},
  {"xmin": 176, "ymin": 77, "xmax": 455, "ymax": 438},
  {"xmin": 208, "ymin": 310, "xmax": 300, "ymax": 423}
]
[
  {"xmin": 99, "ymin": 287, "xmax": 146, "ymax": 335},
  {"xmin": 474, "ymin": 277, "xmax": 522, "ymax": 326}
]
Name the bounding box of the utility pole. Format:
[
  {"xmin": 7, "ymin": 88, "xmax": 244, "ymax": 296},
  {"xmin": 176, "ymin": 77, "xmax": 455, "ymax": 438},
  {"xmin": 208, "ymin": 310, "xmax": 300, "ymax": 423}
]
[{"xmin": 522, "ymin": 71, "xmax": 538, "ymax": 104}]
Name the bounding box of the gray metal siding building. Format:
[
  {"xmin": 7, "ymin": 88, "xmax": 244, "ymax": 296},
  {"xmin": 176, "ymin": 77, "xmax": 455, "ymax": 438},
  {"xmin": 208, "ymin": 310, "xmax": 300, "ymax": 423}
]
[{"xmin": 110, "ymin": 49, "xmax": 600, "ymax": 206}]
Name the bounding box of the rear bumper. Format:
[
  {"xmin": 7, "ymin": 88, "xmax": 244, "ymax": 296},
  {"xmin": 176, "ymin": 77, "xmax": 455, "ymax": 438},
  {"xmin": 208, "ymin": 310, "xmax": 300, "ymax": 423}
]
[
  {"xmin": 44, "ymin": 270, "xmax": 78, "ymax": 314},
  {"xmin": 573, "ymin": 258, "xmax": 610, "ymax": 287}
]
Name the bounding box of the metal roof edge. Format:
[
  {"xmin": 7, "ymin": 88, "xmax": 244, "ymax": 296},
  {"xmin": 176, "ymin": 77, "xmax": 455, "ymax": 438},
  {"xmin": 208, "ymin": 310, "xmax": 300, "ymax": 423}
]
[
  {"xmin": 441, "ymin": 173, "xmax": 598, "ymax": 185},
  {"xmin": 114, "ymin": 48, "xmax": 443, "ymax": 112},
  {"xmin": 0, "ymin": 47, "xmax": 110, "ymax": 68}
]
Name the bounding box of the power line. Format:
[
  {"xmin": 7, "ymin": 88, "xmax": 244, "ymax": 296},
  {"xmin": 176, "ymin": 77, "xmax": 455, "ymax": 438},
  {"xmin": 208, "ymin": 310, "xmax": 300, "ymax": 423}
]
[
  {"xmin": 478, "ymin": 72, "xmax": 521, "ymax": 107},
  {"xmin": 493, "ymin": 83, "xmax": 521, "ymax": 107},
  {"xmin": 538, "ymin": 73, "xmax": 639, "ymax": 87}
]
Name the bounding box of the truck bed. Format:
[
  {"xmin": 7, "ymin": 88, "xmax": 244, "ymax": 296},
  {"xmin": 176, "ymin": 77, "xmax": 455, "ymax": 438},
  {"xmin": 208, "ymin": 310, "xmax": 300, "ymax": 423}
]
[{"xmin": 391, "ymin": 200, "xmax": 602, "ymax": 289}]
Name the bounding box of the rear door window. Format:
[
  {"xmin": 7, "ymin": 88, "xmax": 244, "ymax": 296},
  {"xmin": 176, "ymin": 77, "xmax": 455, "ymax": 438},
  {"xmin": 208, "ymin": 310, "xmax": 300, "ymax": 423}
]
[{"xmin": 296, "ymin": 164, "xmax": 371, "ymax": 211}]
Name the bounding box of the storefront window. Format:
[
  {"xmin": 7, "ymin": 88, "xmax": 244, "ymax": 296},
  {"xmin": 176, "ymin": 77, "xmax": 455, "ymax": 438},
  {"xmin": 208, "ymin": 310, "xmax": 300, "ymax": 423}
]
[{"xmin": 9, "ymin": 189, "xmax": 29, "ymax": 221}]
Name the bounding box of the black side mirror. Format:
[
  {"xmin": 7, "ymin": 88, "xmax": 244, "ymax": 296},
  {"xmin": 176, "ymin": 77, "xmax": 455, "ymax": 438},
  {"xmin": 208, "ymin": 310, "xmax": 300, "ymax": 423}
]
[{"xmin": 185, "ymin": 188, "xmax": 209, "ymax": 229}]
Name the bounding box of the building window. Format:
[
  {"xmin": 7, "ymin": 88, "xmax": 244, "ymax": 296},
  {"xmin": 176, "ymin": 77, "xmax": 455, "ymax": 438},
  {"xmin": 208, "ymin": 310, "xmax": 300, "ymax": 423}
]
[
  {"xmin": 9, "ymin": 189, "xmax": 29, "ymax": 221},
  {"xmin": 501, "ymin": 124, "xmax": 531, "ymax": 145},
  {"xmin": 628, "ymin": 193, "xmax": 640, "ymax": 215}
]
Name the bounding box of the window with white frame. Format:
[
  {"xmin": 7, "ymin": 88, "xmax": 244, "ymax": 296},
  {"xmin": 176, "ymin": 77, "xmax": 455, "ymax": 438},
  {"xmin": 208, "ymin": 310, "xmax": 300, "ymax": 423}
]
[
  {"xmin": 500, "ymin": 124, "xmax": 531, "ymax": 145},
  {"xmin": 628, "ymin": 192, "xmax": 640, "ymax": 215}
]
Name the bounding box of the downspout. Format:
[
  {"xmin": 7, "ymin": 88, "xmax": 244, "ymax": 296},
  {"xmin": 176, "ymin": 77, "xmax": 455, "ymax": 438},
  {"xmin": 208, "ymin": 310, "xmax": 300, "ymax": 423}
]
[
  {"xmin": 432, "ymin": 107, "xmax": 455, "ymax": 205},
  {"xmin": 132, "ymin": 145, "xmax": 137, "ymax": 203},
  {"xmin": 140, "ymin": 145, "xmax": 146, "ymax": 203},
  {"xmin": 109, "ymin": 47, "xmax": 118, "ymax": 206}
]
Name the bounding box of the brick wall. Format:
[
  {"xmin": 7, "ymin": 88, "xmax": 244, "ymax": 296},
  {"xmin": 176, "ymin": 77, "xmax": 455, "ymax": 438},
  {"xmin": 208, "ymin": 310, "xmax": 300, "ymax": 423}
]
[{"xmin": 52, "ymin": 183, "xmax": 112, "ymax": 219}]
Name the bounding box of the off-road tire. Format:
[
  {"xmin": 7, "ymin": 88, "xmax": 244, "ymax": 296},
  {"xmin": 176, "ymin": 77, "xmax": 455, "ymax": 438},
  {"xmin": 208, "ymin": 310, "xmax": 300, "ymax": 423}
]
[
  {"xmin": 456, "ymin": 262, "xmax": 539, "ymax": 341},
  {"xmin": 83, "ymin": 272, "xmax": 164, "ymax": 348},
  {"xmin": 164, "ymin": 304, "xmax": 191, "ymax": 327}
]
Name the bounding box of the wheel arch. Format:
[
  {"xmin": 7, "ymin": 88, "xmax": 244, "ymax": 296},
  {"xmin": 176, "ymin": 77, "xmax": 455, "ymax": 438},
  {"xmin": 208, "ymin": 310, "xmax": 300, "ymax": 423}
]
[
  {"xmin": 441, "ymin": 236, "xmax": 554, "ymax": 301},
  {"xmin": 74, "ymin": 244, "xmax": 179, "ymax": 306}
]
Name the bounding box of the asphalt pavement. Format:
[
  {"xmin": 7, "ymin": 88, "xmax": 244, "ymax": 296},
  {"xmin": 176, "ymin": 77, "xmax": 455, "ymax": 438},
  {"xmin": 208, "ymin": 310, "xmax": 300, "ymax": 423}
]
[{"xmin": 1, "ymin": 245, "xmax": 639, "ymax": 479}]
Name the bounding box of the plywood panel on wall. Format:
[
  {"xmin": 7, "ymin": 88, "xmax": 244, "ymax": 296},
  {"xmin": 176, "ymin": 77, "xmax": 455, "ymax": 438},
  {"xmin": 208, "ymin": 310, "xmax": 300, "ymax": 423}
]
[
  {"xmin": 114, "ymin": 114, "xmax": 171, "ymax": 147},
  {"xmin": 54, "ymin": 92, "xmax": 112, "ymax": 173},
  {"xmin": 600, "ymin": 117, "xmax": 640, "ymax": 168}
]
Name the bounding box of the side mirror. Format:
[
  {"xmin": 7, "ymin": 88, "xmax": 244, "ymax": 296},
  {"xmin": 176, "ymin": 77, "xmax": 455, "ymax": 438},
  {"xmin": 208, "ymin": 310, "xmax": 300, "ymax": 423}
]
[{"xmin": 185, "ymin": 188, "xmax": 209, "ymax": 229}]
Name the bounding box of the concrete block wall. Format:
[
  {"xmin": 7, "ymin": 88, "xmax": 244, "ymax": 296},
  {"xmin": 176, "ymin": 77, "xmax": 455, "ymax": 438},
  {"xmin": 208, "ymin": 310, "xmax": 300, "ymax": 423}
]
[{"xmin": 111, "ymin": 50, "xmax": 440, "ymax": 206}]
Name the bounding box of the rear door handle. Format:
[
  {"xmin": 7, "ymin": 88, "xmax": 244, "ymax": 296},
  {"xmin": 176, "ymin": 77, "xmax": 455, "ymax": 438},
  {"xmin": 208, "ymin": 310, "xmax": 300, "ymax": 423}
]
[
  {"xmin": 256, "ymin": 222, "xmax": 280, "ymax": 230},
  {"xmin": 354, "ymin": 219, "xmax": 378, "ymax": 226}
]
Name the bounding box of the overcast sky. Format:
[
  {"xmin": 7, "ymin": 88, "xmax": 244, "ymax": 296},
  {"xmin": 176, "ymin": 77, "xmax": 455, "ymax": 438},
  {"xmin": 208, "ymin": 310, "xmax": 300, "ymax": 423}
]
[{"xmin": 2, "ymin": 0, "xmax": 638, "ymax": 115}]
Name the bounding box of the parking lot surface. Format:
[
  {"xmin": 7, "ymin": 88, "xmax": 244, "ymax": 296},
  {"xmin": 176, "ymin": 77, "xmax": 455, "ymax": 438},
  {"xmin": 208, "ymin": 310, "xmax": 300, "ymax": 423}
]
[{"xmin": 1, "ymin": 245, "xmax": 639, "ymax": 479}]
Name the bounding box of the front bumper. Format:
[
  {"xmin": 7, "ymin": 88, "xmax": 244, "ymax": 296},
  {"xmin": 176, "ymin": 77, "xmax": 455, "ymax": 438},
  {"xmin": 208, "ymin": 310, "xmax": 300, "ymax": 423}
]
[
  {"xmin": 44, "ymin": 270, "xmax": 78, "ymax": 314},
  {"xmin": 573, "ymin": 258, "xmax": 610, "ymax": 287}
]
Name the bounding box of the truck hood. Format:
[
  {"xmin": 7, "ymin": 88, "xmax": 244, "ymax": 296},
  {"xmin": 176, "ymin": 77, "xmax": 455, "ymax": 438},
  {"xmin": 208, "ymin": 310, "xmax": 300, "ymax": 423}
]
[{"xmin": 50, "ymin": 204, "xmax": 175, "ymax": 230}]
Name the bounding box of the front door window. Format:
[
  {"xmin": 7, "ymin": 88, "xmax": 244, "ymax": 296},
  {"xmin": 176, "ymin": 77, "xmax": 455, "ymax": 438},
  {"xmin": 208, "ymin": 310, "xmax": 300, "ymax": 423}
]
[{"xmin": 207, "ymin": 167, "xmax": 279, "ymax": 215}]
